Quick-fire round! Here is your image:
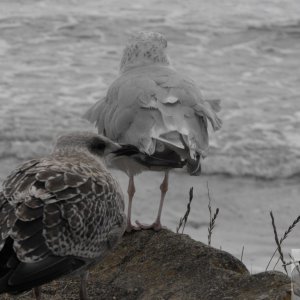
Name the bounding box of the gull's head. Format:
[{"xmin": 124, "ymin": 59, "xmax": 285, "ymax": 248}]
[
  {"xmin": 53, "ymin": 132, "xmax": 121, "ymax": 158},
  {"xmin": 120, "ymin": 31, "xmax": 170, "ymax": 73}
]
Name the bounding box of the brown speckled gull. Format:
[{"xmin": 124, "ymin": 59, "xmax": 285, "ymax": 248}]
[
  {"xmin": 0, "ymin": 132, "xmax": 126, "ymax": 300},
  {"xmin": 84, "ymin": 31, "xmax": 222, "ymax": 232}
]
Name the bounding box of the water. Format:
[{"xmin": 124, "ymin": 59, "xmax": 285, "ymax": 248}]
[
  {"xmin": 1, "ymin": 0, "xmax": 300, "ymax": 178},
  {"xmin": 0, "ymin": 0, "xmax": 300, "ymax": 274}
]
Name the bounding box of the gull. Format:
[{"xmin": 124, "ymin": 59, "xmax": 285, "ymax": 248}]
[
  {"xmin": 0, "ymin": 132, "xmax": 126, "ymax": 300},
  {"xmin": 84, "ymin": 31, "xmax": 222, "ymax": 232}
]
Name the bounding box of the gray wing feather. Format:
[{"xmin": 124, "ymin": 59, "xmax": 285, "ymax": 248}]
[
  {"xmin": 85, "ymin": 66, "xmax": 222, "ymax": 156},
  {"xmin": 83, "ymin": 97, "xmax": 107, "ymax": 134},
  {"xmin": 2, "ymin": 158, "xmax": 126, "ymax": 263}
]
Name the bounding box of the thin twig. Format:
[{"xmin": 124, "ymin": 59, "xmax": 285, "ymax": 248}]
[
  {"xmin": 273, "ymin": 216, "xmax": 300, "ymax": 270},
  {"xmin": 241, "ymin": 246, "xmax": 244, "ymax": 263},
  {"xmin": 266, "ymin": 214, "xmax": 300, "ymax": 271},
  {"xmin": 269, "ymin": 211, "xmax": 287, "ymax": 274},
  {"xmin": 207, "ymin": 182, "xmax": 219, "ymax": 246},
  {"xmin": 208, "ymin": 208, "xmax": 219, "ymax": 246},
  {"xmin": 288, "ymin": 254, "xmax": 300, "ymax": 276},
  {"xmin": 176, "ymin": 187, "xmax": 193, "ymax": 234}
]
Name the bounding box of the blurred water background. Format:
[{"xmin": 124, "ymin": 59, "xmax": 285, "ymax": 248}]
[
  {"xmin": 0, "ymin": 0, "xmax": 299, "ymax": 273},
  {"xmin": 1, "ymin": 0, "xmax": 300, "ymax": 178}
]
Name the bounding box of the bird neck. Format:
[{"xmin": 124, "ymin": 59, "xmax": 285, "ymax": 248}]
[
  {"xmin": 52, "ymin": 145, "xmax": 88, "ymax": 155},
  {"xmin": 51, "ymin": 147, "xmax": 108, "ymax": 168},
  {"xmin": 120, "ymin": 46, "xmax": 170, "ymax": 73}
]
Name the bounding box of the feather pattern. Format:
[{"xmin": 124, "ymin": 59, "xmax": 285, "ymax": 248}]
[
  {"xmin": 84, "ymin": 64, "xmax": 221, "ymax": 160},
  {"xmin": 2, "ymin": 152, "xmax": 125, "ymax": 262},
  {"xmin": 0, "ymin": 133, "xmax": 126, "ymax": 295},
  {"xmin": 0, "ymin": 192, "xmax": 15, "ymax": 252}
]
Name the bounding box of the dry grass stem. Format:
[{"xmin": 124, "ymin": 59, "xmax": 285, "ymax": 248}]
[
  {"xmin": 176, "ymin": 187, "xmax": 193, "ymax": 234},
  {"xmin": 241, "ymin": 246, "xmax": 244, "ymax": 262},
  {"xmin": 269, "ymin": 211, "xmax": 287, "ymax": 274},
  {"xmin": 266, "ymin": 214, "xmax": 300, "ymax": 271},
  {"xmin": 273, "ymin": 215, "xmax": 300, "ymax": 270},
  {"xmin": 207, "ymin": 182, "xmax": 220, "ymax": 246},
  {"xmin": 288, "ymin": 254, "xmax": 300, "ymax": 276}
]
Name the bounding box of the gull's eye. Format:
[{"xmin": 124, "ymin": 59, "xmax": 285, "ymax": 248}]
[{"xmin": 90, "ymin": 137, "xmax": 106, "ymax": 153}]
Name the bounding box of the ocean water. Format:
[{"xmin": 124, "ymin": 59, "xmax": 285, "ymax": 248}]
[
  {"xmin": 0, "ymin": 0, "xmax": 300, "ymax": 178},
  {"xmin": 0, "ymin": 0, "xmax": 299, "ymax": 276}
]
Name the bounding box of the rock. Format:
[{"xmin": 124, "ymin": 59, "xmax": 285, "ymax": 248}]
[{"xmin": 0, "ymin": 230, "xmax": 291, "ymax": 300}]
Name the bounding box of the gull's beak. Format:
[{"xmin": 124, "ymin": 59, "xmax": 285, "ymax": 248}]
[{"xmin": 104, "ymin": 140, "xmax": 121, "ymax": 156}]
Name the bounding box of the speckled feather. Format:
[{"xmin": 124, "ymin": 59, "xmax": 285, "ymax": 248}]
[
  {"xmin": 0, "ymin": 192, "xmax": 16, "ymax": 251},
  {"xmin": 1, "ymin": 149, "xmax": 126, "ymax": 265}
]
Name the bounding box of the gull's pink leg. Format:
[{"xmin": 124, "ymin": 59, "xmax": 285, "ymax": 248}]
[
  {"xmin": 126, "ymin": 175, "xmax": 141, "ymax": 232},
  {"xmin": 155, "ymin": 171, "xmax": 169, "ymax": 228},
  {"xmin": 136, "ymin": 171, "xmax": 169, "ymax": 231}
]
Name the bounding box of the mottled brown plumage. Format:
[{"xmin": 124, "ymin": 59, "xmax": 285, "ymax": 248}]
[{"xmin": 0, "ymin": 132, "xmax": 126, "ymax": 299}]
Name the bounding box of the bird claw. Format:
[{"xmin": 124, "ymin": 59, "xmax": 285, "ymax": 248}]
[
  {"xmin": 135, "ymin": 220, "xmax": 166, "ymax": 231},
  {"xmin": 126, "ymin": 222, "xmax": 142, "ymax": 233}
]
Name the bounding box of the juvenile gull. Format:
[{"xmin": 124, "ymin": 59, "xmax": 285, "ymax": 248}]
[
  {"xmin": 84, "ymin": 31, "xmax": 222, "ymax": 232},
  {"xmin": 0, "ymin": 132, "xmax": 126, "ymax": 300}
]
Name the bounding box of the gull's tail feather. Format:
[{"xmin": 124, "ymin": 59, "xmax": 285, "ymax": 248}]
[
  {"xmin": 156, "ymin": 135, "xmax": 202, "ymax": 176},
  {"xmin": 187, "ymin": 154, "xmax": 201, "ymax": 176},
  {"xmin": 112, "ymin": 144, "xmax": 186, "ymax": 169},
  {"xmin": 83, "ymin": 98, "xmax": 106, "ymax": 132},
  {"xmin": 194, "ymin": 100, "xmax": 222, "ymax": 131},
  {"xmin": 205, "ymin": 99, "xmax": 221, "ymax": 113}
]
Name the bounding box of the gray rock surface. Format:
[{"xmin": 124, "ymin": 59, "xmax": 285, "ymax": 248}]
[{"xmin": 0, "ymin": 230, "xmax": 291, "ymax": 300}]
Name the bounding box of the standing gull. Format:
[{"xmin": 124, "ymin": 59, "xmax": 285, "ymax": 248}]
[
  {"xmin": 84, "ymin": 31, "xmax": 222, "ymax": 232},
  {"xmin": 0, "ymin": 132, "xmax": 126, "ymax": 299}
]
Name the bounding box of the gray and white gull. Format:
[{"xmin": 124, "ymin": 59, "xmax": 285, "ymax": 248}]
[
  {"xmin": 0, "ymin": 132, "xmax": 126, "ymax": 300},
  {"xmin": 84, "ymin": 31, "xmax": 222, "ymax": 232}
]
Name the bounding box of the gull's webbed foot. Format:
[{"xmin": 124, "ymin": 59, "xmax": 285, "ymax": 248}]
[
  {"xmin": 126, "ymin": 221, "xmax": 142, "ymax": 233},
  {"xmin": 135, "ymin": 220, "xmax": 166, "ymax": 231}
]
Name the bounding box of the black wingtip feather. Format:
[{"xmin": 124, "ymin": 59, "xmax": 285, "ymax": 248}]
[
  {"xmin": 112, "ymin": 144, "xmax": 140, "ymax": 156},
  {"xmin": 187, "ymin": 155, "xmax": 202, "ymax": 176},
  {"xmin": 7, "ymin": 256, "xmax": 85, "ymax": 294},
  {"xmin": 0, "ymin": 238, "xmax": 85, "ymax": 295},
  {"xmin": 135, "ymin": 154, "xmax": 186, "ymax": 169},
  {"xmin": 113, "ymin": 144, "xmax": 187, "ymax": 169}
]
